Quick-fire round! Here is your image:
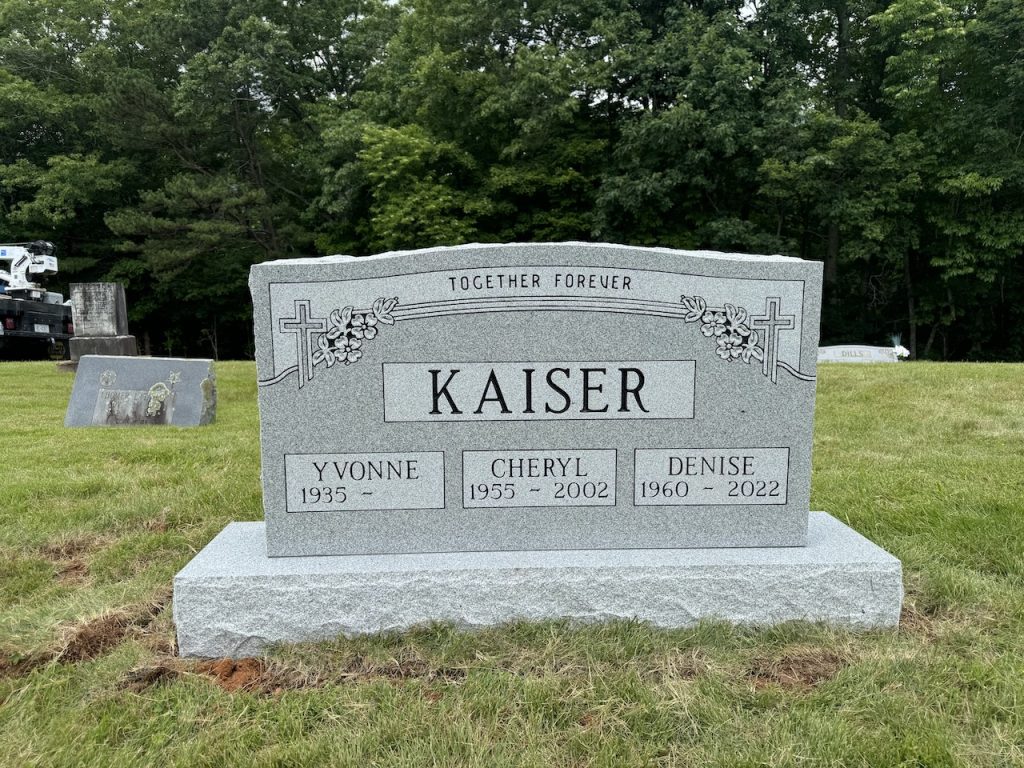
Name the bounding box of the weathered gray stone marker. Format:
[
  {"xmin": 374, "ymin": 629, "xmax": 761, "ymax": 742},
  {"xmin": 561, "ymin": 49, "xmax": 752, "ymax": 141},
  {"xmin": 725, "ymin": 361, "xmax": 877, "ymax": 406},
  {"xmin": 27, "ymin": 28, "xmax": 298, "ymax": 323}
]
[
  {"xmin": 66, "ymin": 355, "xmax": 216, "ymax": 427},
  {"xmin": 69, "ymin": 283, "xmax": 138, "ymax": 361},
  {"xmin": 174, "ymin": 243, "xmax": 902, "ymax": 657}
]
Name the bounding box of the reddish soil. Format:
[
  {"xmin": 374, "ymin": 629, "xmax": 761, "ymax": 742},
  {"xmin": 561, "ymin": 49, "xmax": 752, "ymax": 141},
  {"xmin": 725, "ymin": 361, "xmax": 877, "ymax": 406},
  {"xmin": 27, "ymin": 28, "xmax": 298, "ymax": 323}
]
[{"xmin": 196, "ymin": 658, "xmax": 269, "ymax": 693}]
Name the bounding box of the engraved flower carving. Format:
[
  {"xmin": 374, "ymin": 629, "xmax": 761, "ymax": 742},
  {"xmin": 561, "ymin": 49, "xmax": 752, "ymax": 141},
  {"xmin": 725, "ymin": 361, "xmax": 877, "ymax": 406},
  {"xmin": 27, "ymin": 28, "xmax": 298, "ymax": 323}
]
[
  {"xmin": 716, "ymin": 333, "xmax": 744, "ymax": 361},
  {"xmin": 312, "ymin": 334, "xmax": 339, "ymax": 368},
  {"xmin": 326, "ymin": 307, "xmax": 353, "ymax": 340},
  {"xmin": 740, "ymin": 329, "xmax": 763, "ymax": 363},
  {"xmin": 335, "ymin": 336, "xmax": 362, "ymax": 365},
  {"xmin": 724, "ymin": 304, "xmax": 750, "ymax": 336},
  {"xmin": 680, "ymin": 294, "xmax": 766, "ymax": 371},
  {"xmin": 700, "ymin": 310, "xmax": 728, "ymax": 337},
  {"xmin": 680, "ymin": 295, "xmax": 707, "ymax": 322},
  {"xmin": 305, "ymin": 296, "xmax": 397, "ymax": 379},
  {"xmin": 350, "ymin": 313, "xmax": 378, "ymax": 340}
]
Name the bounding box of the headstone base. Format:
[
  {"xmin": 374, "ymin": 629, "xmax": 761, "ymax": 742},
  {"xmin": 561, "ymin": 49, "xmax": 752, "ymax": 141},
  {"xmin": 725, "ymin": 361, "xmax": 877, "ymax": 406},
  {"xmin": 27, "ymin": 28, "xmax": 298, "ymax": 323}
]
[
  {"xmin": 70, "ymin": 335, "xmax": 138, "ymax": 361},
  {"xmin": 173, "ymin": 512, "xmax": 902, "ymax": 658}
]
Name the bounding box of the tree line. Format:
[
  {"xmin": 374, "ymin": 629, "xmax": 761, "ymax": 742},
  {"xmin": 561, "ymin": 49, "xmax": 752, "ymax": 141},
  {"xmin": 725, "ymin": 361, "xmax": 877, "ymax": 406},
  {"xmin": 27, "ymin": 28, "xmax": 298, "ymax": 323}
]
[{"xmin": 2, "ymin": 0, "xmax": 1021, "ymax": 359}]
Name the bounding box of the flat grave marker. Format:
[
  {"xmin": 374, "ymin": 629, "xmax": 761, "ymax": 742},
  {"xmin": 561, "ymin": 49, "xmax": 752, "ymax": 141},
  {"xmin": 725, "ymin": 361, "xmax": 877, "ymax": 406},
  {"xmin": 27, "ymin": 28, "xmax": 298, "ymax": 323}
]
[
  {"xmin": 66, "ymin": 355, "xmax": 216, "ymax": 427},
  {"xmin": 818, "ymin": 345, "xmax": 902, "ymax": 363}
]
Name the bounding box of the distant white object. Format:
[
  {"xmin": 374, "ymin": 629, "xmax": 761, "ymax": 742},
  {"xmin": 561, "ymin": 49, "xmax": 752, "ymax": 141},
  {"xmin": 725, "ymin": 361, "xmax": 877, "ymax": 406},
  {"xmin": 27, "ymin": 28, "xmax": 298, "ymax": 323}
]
[{"xmin": 818, "ymin": 345, "xmax": 902, "ymax": 363}]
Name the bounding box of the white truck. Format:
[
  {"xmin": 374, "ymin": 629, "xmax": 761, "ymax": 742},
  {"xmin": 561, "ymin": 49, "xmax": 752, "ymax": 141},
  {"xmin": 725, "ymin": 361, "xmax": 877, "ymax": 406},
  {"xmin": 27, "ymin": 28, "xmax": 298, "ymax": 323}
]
[{"xmin": 0, "ymin": 241, "xmax": 74, "ymax": 359}]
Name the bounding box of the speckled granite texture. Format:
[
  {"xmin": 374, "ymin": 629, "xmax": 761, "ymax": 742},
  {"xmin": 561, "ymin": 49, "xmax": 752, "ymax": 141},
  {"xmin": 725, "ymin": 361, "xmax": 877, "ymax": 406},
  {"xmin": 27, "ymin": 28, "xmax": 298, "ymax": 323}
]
[
  {"xmin": 249, "ymin": 243, "xmax": 824, "ymax": 556},
  {"xmin": 174, "ymin": 512, "xmax": 903, "ymax": 658}
]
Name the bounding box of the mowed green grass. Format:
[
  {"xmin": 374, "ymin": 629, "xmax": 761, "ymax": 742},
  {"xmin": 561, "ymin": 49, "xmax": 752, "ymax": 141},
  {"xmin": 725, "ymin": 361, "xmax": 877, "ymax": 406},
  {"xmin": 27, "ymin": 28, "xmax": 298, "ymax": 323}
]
[{"xmin": 1, "ymin": 361, "xmax": 1022, "ymax": 767}]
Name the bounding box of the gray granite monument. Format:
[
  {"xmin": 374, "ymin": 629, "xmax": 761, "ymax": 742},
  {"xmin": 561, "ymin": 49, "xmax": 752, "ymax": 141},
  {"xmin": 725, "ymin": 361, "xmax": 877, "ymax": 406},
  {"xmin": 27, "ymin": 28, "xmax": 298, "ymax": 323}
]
[
  {"xmin": 69, "ymin": 283, "xmax": 138, "ymax": 361},
  {"xmin": 174, "ymin": 243, "xmax": 902, "ymax": 657},
  {"xmin": 65, "ymin": 355, "xmax": 216, "ymax": 427}
]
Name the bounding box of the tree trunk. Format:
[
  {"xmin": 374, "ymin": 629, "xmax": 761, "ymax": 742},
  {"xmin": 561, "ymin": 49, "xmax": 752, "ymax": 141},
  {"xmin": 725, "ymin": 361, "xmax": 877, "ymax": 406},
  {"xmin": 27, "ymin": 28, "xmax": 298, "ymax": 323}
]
[
  {"xmin": 825, "ymin": 222, "xmax": 839, "ymax": 285},
  {"xmin": 825, "ymin": 1, "xmax": 850, "ymax": 288},
  {"xmin": 904, "ymin": 251, "xmax": 917, "ymax": 359}
]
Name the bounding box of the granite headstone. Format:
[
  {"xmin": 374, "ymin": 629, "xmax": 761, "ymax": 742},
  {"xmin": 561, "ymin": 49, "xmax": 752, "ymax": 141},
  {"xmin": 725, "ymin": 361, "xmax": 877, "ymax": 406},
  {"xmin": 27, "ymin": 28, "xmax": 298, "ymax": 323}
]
[
  {"xmin": 248, "ymin": 243, "xmax": 822, "ymax": 556},
  {"xmin": 65, "ymin": 354, "xmax": 216, "ymax": 427},
  {"xmin": 69, "ymin": 283, "xmax": 138, "ymax": 361}
]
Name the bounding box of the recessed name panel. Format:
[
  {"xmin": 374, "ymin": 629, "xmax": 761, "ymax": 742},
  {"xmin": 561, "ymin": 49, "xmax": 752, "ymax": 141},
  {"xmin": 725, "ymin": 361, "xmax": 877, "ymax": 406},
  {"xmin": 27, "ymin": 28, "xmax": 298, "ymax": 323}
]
[
  {"xmin": 284, "ymin": 452, "xmax": 445, "ymax": 512},
  {"xmin": 382, "ymin": 361, "xmax": 696, "ymax": 422},
  {"xmin": 634, "ymin": 448, "xmax": 790, "ymax": 506},
  {"xmin": 463, "ymin": 449, "xmax": 617, "ymax": 508}
]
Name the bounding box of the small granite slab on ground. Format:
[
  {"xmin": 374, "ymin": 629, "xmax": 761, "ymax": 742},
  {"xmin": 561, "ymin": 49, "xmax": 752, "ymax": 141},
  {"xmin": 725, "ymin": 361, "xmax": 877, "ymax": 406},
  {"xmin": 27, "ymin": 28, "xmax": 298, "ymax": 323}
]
[
  {"xmin": 65, "ymin": 355, "xmax": 216, "ymax": 427},
  {"xmin": 818, "ymin": 345, "xmax": 900, "ymax": 363},
  {"xmin": 174, "ymin": 512, "xmax": 903, "ymax": 658}
]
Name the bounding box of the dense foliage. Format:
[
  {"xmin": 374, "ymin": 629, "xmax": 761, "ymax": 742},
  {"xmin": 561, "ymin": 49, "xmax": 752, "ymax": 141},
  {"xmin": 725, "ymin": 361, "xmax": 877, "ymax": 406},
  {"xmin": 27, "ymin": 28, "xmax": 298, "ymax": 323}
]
[{"xmin": 2, "ymin": 0, "xmax": 1022, "ymax": 359}]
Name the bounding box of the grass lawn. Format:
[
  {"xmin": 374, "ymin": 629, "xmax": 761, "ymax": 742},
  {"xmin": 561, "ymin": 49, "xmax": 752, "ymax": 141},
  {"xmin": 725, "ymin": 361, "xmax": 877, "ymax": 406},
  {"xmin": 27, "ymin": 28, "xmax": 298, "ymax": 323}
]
[{"xmin": 1, "ymin": 360, "xmax": 1022, "ymax": 767}]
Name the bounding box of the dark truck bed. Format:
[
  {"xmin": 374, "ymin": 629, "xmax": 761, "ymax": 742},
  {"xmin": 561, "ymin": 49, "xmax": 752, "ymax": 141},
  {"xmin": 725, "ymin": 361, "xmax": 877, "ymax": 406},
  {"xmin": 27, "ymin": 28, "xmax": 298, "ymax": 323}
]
[{"xmin": 0, "ymin": 295, "xmax": 73, "ymax": 360}]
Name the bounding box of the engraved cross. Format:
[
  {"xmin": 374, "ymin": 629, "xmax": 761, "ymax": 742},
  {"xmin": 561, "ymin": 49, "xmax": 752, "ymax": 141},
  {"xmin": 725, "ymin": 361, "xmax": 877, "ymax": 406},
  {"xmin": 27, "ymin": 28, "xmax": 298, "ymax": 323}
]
[
  {"xmin": 751, "ymin": 297, "xmax": 795, "ymax": 384},
  {"xmin": 279, "ymin": 300, "xmax": 326, "ymax": 389}
]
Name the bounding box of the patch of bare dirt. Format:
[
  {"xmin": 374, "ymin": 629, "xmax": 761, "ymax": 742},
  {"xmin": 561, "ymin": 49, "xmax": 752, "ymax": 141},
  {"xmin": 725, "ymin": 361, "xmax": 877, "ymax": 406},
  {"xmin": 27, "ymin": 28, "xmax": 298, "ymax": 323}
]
[
  {"xmin": 120, "ymin": 663, "xmax": 182, "ymax": 693},
  {"xmin": 337, "ymin": 653, "xmax": 466, "ymax": 683},
  {"xmin": 55, "ymin": 588, "xmax": 173, "ymax": 663},
  {"xmin": 0, "ymin": 653, "xmax": 51, "ymax": 680},
  {"xmin": 748, "ymin": 649, "xmax": 847, "ymax": 690},
  {"xmin": 196, "ymin": 658, "xmax": 270, "ymax": 692},
  {"xmin": 40, "ymin": 535, "xmax": 110, "ymax": 585},
  {"xmin": 183, "ymin": 651, "xmax": 466, "ymax": 696},
  {"xmin": 39, "ymin": 535, "xmax": 108, "ymax": 561},
  {"xmin": 55, "ymin": 559, "xmax": 89, "ymax": 584},
  {"xmin": 192, "ymin": 658, "xmax": 320, "ymax": 694},
  {"xmin": 58, "ymin": 613, "xmax": 135, "ymax": 662}
]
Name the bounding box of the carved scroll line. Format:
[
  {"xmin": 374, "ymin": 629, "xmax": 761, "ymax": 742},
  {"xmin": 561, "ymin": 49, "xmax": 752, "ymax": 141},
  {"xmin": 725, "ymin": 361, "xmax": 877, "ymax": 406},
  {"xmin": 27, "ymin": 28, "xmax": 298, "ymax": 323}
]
[
  {"xmin": 777, "ymin": 361, "xmax": 816, "ymax": 381},
  {"xmin": 259, "ymin": 365, "xmax": 299, "ymax": 386}
]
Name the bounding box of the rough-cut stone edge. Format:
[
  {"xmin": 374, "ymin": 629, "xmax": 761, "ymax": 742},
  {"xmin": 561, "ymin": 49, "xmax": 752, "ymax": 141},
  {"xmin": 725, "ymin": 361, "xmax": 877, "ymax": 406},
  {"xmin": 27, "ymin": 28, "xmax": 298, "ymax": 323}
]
[
  {"xmin": 255, "ymin": 241, "xmax": 805, "ymax": 267},
  {"xmin": 173, "ymin": 512, "xmax": 903, "ymax": 658}
]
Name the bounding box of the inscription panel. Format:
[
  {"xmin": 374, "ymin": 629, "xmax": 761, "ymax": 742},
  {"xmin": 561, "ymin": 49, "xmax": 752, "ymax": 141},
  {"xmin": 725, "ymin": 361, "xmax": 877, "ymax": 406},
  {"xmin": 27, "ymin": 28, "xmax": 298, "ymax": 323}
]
[
  {"xmin": 285, "ymin": 452, "xmax": 445, "ymax": 512},
  {"xmin": 463, "ymin": 450, "xmax": 617, "ymax": 508},
  {"xmin": 634, "ymin": 448, "xmax": 790, "ymax": 506},
  {"xmin": 70, "ymin": 283, "xmax": 130, "ymax": 336},
  {"xmin": 383, "ymin": 361, "xmax": 695, "ymax": 422}
]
